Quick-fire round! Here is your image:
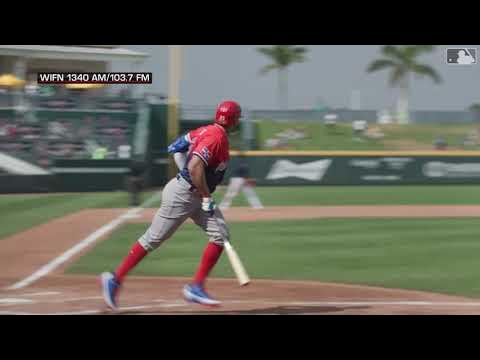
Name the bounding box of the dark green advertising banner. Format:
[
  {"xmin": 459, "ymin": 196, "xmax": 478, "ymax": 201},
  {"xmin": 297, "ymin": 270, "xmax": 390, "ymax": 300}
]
[{"xmin": 226, "ymin": 155, "xmax": 480, "ymax": 185}]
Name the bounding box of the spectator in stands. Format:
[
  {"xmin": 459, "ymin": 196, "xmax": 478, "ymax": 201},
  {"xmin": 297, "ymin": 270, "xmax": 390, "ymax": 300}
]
[
  {"xmin": 119, "ymin": 88, "xmax": 132, "ymax": 98},
  {"xmin": 38, "ymin": 85, "xmax": 55, "ymax": 96},
  {"xmin": 25, "ymin": 81, "xmax": 39, "ymax": 95},
  {"xmin": 77, "ymin": 116, "xmax": 94, "ymax": 140},
  {"xmin": 7, "ymin": 124, "xmax": 18, "ymax": 139},
  {"xmin": 92, "ymin": 145, "xmax": 108, "ymax": 159}
]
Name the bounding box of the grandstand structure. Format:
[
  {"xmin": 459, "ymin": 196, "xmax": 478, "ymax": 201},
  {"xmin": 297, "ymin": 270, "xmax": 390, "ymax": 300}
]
[
  {"xmin": 0, "ymin": 45, "xmax": 148, "ymax": 85},
  {"xmin": 0, "ymin": 46, "xmax": 152, "ymax": 192}
]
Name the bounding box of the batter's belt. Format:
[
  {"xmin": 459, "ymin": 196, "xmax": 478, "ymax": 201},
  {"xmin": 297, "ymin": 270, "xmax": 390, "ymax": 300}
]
[{"xmin": 176, "ymin": 174, "xmax": 197, "ymax": 192}]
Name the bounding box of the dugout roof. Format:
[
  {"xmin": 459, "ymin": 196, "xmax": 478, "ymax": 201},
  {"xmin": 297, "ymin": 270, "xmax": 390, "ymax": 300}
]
[{"xmin": 0, "ymin": 45, "xmax": 149, "ymax": 62}]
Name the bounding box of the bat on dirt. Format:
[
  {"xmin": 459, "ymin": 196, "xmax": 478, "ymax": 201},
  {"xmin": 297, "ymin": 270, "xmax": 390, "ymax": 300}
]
[
  {"xmin": 173, "ymin": 153, "xmax": 250, "ymax": 286},
  {"xmin": 223, "ymin": 239, "xmax": 250, "ymax": 286}
]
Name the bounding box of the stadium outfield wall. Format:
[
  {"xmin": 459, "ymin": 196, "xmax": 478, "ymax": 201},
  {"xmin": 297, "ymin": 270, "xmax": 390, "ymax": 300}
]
[
  {"xmin": 2, "ymin": 101, "xmax": 480, "ymax": 193},
  {"xmin": 226, "ymin": 151, "xmax": 480, "ymax": 186},
  {"xmin": 3, "ymin": 151, "xmax": 480, "ymax": 193}
]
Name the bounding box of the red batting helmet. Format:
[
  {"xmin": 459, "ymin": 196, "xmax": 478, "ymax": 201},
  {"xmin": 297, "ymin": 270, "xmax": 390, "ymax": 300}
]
[{"xmin": 214, "ymin": 100, "xmax": 241, "ymax": 129}]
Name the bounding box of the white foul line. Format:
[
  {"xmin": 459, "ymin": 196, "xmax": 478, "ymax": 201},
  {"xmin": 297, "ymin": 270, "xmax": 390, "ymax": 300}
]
[
  {"xmin": 6, "ymin": 191, "xmax": 162, "ymax": 290},
  {"xmin": 0, "ymin": 298, "xmax": 35, "ymax": 305},
  {"xmin": 5, "ymin": 299, "xmax": 480, "ymax": 315},
  {"xmin": 23, "ymin": 291, "xmax": 60, "ymax": 297},
  {"xmin": 50, "ymin": 296, "xmax": 104, "ymax": 303}
]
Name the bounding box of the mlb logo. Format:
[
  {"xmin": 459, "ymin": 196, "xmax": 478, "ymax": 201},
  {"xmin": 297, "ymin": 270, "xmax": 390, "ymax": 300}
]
[{"xmin": 446, "ymin": 48, "xmax": 477, "ymax": 65}]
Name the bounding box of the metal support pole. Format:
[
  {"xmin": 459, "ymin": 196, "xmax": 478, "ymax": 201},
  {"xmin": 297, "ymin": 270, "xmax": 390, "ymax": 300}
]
[{"xmin": 167, "ymin": 45, "xmax": 182, "ymax": 179}]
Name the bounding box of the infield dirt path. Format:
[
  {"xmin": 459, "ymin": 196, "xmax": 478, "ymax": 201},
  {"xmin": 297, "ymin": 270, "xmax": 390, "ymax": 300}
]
[{"xmin": 1, "ymin": 205, "xmax": 480, "ymax": 315}]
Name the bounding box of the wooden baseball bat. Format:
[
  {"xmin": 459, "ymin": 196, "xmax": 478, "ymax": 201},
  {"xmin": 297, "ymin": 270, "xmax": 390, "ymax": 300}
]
[{"xmin": 224, "ymin": 240, "xmax": 250, "ymax": 286}]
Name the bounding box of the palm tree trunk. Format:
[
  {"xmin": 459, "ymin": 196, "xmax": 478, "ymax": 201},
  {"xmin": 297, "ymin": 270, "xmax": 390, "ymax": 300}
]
[
  {"xmin": 397, "ymin": 76, "xmax": 410, "ymax": 124},
  {"xmin": 278, "ymin": 68, "xmax": 288, "ymax": 110}
]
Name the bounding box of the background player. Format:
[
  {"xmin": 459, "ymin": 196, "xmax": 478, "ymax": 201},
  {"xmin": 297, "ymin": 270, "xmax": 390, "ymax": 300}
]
[
  {"xmin": 100, "ymin": 100, "xmax": 242, "ymax": 309},
  {"xmin": 219, "ymin": 152, "xmax": 264, "ymax": 210}
]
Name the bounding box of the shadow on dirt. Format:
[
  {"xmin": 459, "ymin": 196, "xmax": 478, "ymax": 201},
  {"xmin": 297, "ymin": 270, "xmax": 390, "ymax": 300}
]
[{"xmin": 116, "ymin": 305, "xmax": 370, "ymax": 315}]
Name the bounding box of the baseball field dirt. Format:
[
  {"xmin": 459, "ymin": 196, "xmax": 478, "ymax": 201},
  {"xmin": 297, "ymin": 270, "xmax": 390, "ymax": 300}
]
[{"xmin": 2, "ymin": 205, "xmax": 480, "ymax": 315}]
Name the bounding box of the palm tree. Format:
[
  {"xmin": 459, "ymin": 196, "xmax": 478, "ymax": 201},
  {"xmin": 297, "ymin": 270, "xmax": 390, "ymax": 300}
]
[
  {"xmin": 257, "ymin": 45, "xmax": 308, "ymax": 110},
  {"xmin": 469, "ymin": 103, "xmax": 480, "ymax": 122},
  {"xmin": 367, "ymin": 45, "xmax": 441, "ymax": 124}
]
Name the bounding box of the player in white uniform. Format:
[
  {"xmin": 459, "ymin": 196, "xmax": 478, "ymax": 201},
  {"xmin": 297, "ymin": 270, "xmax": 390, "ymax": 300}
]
[{"xmin": 219, "ymin": 154, "xmax": 263, "ymax": 210}]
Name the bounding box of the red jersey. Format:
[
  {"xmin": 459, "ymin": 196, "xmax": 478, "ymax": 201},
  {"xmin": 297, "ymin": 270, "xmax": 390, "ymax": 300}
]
[
  {"xmin": 187, "ymin": 124, "xmax": 230, "ymax": 172},
  {"xmin": 178, "ymin": 124, "xmax": 230, "ymax": 193}
]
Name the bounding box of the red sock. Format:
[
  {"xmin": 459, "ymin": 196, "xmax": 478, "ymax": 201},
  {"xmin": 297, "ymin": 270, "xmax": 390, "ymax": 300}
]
[
  {"xmin": 115, "ymin": 241, "xmax": 148, "ymax": 284},
  {"xmin": 193, "ymin": 242, "xmax": 224, "ymax": 285}
]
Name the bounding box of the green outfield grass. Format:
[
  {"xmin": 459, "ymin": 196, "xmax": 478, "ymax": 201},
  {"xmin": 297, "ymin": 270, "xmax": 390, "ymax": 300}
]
[
  {"xmin": 382, "ymin": 123, "xmax": 480, "ymax": 150},
  {"xmin": 255, "ymin": 120, "xmax": 479, "ymax": 151},
  {"xmin": 66, "ymin": 218, "xmax": 480, "ymax": 297},
  {"xmin": 213, "ymin": 185, "xmax": 480, "ymax": 206},
  {"xmin": 1, "ymin": 185, "xmax": 480, "ymax": 240},
  {"xmin": 0, "ymin": 191, "xmax": 156, "ymax": 240},
  {"xmin": 256, "ymin": 121, "xmax": 385, "ymax": 151}
]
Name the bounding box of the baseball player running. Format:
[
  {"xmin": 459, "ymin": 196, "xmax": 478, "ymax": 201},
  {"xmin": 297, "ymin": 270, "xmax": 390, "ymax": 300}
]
[
  {"xmin": 219, "ymin": 153, "xmax": 264, "ymax": 210},
  {"xmin": 100, "ymin": 100, "xmax": 241, "ymax": 309}
]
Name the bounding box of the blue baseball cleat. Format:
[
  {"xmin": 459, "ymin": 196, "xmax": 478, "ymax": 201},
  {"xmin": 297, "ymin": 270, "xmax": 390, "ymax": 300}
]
[
  {"xmin": 100, "ymin": 272, "xmax": 120, "ymax": 310},
  {"xmin": 183, "ymin": 284, "xmax": 221, "ymax": 306}
]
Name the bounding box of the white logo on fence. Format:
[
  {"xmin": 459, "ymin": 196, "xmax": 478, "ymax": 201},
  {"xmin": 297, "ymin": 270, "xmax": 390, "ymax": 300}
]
[
  {"xmin": 350, "ymin": 158, "xmax": 413, "ymax": 171},
  {"xmin": 349, "ymin": 159, "xmax": 381, "ymax": 170},
  {"xmin": 362, "ymin": 175, "xmax": 401, "ymax": 181},
  {"xmin": 423, "ymin": 162, "xmax": 480, "ymax": 178},
  {"xmin": 265, "ymin": 159, "xmax": 332, "ymax": 181},
  {"xmin": 382, "ymin": 158, "xmax": 413, "ymax": 170}
]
